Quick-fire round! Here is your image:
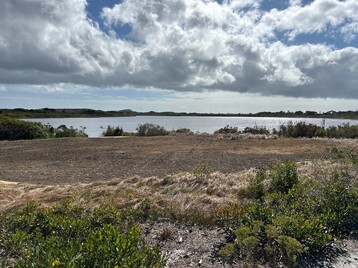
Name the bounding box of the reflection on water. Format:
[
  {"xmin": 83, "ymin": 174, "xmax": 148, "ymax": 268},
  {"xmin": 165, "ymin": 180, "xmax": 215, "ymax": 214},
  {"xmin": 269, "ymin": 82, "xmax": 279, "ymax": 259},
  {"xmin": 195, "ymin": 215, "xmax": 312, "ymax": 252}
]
[{"xmin": 24, "ymin": 116, "xmax": 357, "ymax": 137}]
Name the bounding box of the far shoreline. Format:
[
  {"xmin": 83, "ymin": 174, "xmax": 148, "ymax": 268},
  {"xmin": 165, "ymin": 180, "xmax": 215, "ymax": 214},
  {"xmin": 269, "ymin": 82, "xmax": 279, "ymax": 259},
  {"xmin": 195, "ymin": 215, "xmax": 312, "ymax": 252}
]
[{"xmin": 1, "ymin": 108, "xmax": 358, "ymax": 120}]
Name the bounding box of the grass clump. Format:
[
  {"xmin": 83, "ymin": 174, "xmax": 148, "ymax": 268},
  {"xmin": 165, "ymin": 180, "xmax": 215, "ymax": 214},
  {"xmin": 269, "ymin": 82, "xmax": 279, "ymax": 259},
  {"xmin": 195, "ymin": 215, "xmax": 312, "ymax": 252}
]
[
  {"xmin": 0, "ymin": 201, "xmax": 165, "ymax": 267},
  {"xmin": 136, "ymin": 123, "xmax": 169, "ymax": 136},
  {"xmin": 191, "ymin": 163, "xmax": 212, "ymax": 180}
]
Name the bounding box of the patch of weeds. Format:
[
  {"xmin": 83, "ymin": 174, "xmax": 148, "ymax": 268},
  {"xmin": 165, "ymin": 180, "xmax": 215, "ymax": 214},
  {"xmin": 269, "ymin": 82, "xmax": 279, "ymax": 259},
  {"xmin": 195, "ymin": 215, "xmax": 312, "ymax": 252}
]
[
  {"xmin": 191, "ymin": 163, "xmax": 212, "ymax": 180},
  {"xmin": 158, "ymin": 227, "xmax": 174, "ymax": 242}
]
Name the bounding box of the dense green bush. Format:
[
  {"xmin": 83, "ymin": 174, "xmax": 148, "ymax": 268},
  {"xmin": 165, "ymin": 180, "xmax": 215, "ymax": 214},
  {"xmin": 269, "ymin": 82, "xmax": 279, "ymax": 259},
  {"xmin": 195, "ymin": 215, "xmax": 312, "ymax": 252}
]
[
  {"xmin": 270, "ymin": 161, "xmax": 299, "ymax": 194},
  {"xmin": 172, "ymin": 128, "xmax": 193, "ymax": 135},
  {"xmin": 0, "ymin": 116, "xmax": 87, "ymax": 140},
  {"xmin": 0, "ymin": 202, "xmax": 165, "ymax": 267},
  {"xmin": 102, "ymin": 125, "xmax": 124, "ymax": 136},
  {"xmin": 274, "ymin": 121, "xmax": 358, "ymax": 138},
  {"xmin": 243, "ymin": 126, "xmax": 270, "ymax": 135},
  {"xmin": 214, "ymin": 125, "xmax": 238, "ymax": 134},
  {"xmin": 136, "ymin": 123, "xmax": 169, "ymax": 136},
  {"xmin": 54, "ymin": 124, "xmax": 87, "ymax": 138},
  {"xmin": 0, "ymin": 116, "xmax": 51, "ymax": 140},
  {"xmin": 274, "ymin": 121, "xmax": 325, "ymax": 138},
  {"xmin": 326, "ymin": 123, "xmax": 358, "ymax": 139}
]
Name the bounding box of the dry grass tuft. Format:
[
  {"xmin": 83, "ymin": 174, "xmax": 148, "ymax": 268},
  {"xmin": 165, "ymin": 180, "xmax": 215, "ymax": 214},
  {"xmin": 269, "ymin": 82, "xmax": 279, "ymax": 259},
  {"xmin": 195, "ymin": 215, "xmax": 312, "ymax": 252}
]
[{"xmin": 0, "ymin": 157, "xmax": 355, "ymax": 214}]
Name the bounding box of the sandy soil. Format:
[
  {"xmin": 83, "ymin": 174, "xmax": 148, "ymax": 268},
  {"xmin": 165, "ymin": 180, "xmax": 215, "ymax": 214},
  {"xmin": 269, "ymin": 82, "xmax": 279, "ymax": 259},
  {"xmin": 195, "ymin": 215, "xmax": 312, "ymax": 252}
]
[{"xmin": 0, "ymin": 135, "xmax": 352, "ymax": 184}]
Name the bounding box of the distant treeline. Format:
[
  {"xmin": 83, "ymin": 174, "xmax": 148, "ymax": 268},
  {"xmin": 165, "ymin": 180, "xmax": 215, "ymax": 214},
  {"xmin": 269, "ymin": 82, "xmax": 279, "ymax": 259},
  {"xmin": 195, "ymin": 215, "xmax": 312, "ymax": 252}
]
[{"xmin": 0, "ymin": 108, "xmax": 358, "ymax": 119}]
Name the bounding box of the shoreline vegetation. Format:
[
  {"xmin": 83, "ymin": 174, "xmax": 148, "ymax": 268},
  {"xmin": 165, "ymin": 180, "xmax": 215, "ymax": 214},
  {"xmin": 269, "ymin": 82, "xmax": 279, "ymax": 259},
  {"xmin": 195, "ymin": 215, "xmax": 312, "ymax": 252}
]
[
  {"xmin": 1, "ymin": 116, "xmax": 357, "ymax": 141},
  {"xmin": 1, "ymin": 108, "xmax": 358, "ymax": 119}
]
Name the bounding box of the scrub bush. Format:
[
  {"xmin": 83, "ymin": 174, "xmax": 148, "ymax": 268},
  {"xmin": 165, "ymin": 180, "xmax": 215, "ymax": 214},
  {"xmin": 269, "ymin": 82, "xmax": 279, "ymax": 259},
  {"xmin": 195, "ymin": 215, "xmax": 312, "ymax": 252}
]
[
  {"xmin": 0, "ymin": 202, "xmax": 165, "ymax": 267},
  {"xmin": 136, "ymin": 123, "xmax": 169, "ymax": 136}
]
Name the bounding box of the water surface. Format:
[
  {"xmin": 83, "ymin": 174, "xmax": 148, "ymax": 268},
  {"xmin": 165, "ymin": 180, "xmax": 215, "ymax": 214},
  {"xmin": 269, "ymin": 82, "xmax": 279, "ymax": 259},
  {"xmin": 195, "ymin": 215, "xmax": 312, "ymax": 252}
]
[{"xmin": 25, "ymin": 116, "xmax": 357, "ymax": 137}]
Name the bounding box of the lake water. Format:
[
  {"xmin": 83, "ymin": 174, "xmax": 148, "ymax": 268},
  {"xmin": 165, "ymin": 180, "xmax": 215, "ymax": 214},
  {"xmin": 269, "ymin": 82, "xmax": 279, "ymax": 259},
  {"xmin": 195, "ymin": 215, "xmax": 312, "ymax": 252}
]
[{"xmin": 24, "ymin": 116, "xmax": 358, "ymax": 137}]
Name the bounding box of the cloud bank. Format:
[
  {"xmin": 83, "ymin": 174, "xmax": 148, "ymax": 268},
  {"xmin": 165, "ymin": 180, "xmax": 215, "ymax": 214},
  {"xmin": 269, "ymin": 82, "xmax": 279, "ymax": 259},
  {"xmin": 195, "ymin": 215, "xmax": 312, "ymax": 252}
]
[{"xmin": 0, "ymin": 0, "xmax": 357, "ymax": 99}]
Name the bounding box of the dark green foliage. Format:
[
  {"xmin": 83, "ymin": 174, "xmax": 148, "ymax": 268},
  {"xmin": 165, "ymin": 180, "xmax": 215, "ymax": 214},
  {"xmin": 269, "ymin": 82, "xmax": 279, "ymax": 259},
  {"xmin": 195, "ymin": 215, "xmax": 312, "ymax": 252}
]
[
  {"xmin": 326, "ymin": 123, "xmax": 358, "ymax": 139},
  {"xmin": 172, "ymin": 128, "xmax": 193, "ymax": 135},
  {"xmin": 54, "ymin": 124, "xmax": 87, "ymax": 138},
  {"xmin": 243, "ymin": 126, "xmax": 270, "ymax": 135},
  {"xmin": 0, "ymin": 202, "xmax": 165, "ymax": 267},
  {"xmin": 0, "ymin": 116, "xmax": 87, "ymax": 140},
  {"xmin": 275, "ymin": 121, "xmax": 326, "ymax": 138},
  {"xmin": 0, "ymin": 116, "xmax": 51, "ymax": 140},
  {"xmin": 214, "ymin": 125, "xmax": 238, "ymax": 134},
  {"xmin": 102, "ymin": 125, "xmax": 124, "ymax": 136},
  {"xmin": 136, "ymin": 123, "xmax": 169, "ymax": 136},
  {"xmin": 275, "ymin": 121, "xmax": 358, "ymax": 139},
  {"xmin": 246, "ymin": 169, "xmax": 266, "ymax": 200},
  {"xmin": 270, "ymin": 161, "xmax": 299, "ymax": 194},
  {"xmin": 219, "ymin": 154, "xmax": 358, "ymax": 267}
]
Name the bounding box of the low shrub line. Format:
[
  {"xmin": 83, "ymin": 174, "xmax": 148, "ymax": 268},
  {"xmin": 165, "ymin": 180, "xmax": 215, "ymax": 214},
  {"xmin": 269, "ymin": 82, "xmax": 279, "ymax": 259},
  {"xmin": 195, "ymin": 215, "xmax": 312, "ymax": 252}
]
[
  {"xmin": 1, "ymin": 116, "xmax": 356, "ymax": 140},
  {"xmin": 0, "ymin": 116, "xmax": 87, "ymax": 140}
]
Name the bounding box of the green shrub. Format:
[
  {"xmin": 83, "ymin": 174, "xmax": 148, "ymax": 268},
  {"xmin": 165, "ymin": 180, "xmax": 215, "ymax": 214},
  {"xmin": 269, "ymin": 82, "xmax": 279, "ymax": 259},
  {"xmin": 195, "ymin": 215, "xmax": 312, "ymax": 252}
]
[
  {"xmin": 172, "ymin": 128, "xmax": 193, "ymax": 135},
  {"xmin": 0, "ymin": 116, "xmax": 88, "ymax": 140},
  {"xmin": 239, "ymin": 236, "xmax": 260, "ymax": 259},
  {"xmin": 0, "ymin": 116, "xmax": 51, "ymax": 140},
  {"xmin": 326, "ymin": 123, "xmax": 358, "ymax": 139},
  {"xmin": 0, "ymin": 202, "xmax": 165, "ymax": 267},
  {"xmin": 136, "ymin": 123, "xmax": 169, "ymax": 136},
  {"xmin": 218, "ymin": 243, "xmax": 237, "ymax": 262},
  {"xmin": 276, "ymin": 121, "xmax": 325, "ymax": 138},
  {"xmin": 270, "ymin": 161, "xmax": 299, "ymax": 194},
  {"xmin": 102, "ymin": 125, "xmax": 124, "ymax": 136},
  {"xmin": 214, "ymin": 125, "xmax": 238, "ymax": 134},
  {"xmin": 191, "ymin": 163, "xmax": 212, "ymax": 179},
  {"xmin": 243, "ymin": 126, "xmax": 270, "ymax": 135},
  {"xmin": 54, "ymin": 124, "xmax": 87, "ymax": 138},
  {"xmin": 246, "ymin": 169, "xmax": 266, "ymax": 200},
  {"xmin": 220, "ymin": 151, "xmax": 358, "ymax": 265},
  {"xmin": 276, "ymin": 235, "xmax": 306, "ymax": 267}
]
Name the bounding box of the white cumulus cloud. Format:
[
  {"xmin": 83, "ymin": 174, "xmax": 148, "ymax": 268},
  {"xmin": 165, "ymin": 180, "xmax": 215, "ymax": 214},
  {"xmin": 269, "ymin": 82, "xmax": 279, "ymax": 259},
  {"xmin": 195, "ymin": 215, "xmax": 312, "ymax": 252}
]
[{"xmin": 0, "ymin": 0, "xmax": 357, "ymax": 99}]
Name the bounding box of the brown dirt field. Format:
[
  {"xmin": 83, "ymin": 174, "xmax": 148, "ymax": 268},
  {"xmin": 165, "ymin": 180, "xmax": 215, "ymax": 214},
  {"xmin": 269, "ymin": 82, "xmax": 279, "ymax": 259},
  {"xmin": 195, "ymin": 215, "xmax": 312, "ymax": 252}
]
[{"xmin": 0, "ymin": 135, "xmax": 355, "ymax": 184}]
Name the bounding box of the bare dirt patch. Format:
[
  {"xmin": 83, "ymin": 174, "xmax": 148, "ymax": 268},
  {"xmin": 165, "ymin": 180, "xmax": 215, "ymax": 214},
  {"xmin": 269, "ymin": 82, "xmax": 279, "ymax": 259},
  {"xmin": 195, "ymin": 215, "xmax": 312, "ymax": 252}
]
[{"xmin": 0, "ymin": 135, "xmax": 351, "ymax": 184}]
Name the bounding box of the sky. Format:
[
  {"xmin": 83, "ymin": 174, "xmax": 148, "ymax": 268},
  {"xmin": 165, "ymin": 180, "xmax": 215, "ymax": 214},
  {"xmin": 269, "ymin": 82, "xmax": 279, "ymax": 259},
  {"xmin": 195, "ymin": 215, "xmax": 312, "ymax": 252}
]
[{"xmin": 0, "ymin": 0, "xmax": 357, "ymax": 113}]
